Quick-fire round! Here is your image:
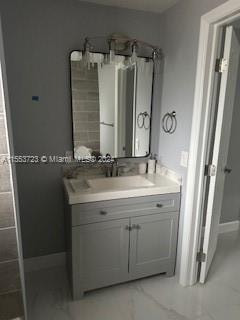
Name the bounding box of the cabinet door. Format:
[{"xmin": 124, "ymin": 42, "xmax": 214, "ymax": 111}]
[
  {"xmin": 129, "ymin": 213, "xmax": 178, "ymax": 278},
  {"xmin": 72, "ymin": 219, "xmax": 130, "ymax": 295}
]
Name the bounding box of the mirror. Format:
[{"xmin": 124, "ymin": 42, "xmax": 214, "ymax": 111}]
[{"xmin": 70, "ymin": 51, "xmax": 153, "ymax": 159}]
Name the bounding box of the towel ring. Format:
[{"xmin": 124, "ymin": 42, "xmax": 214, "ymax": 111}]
[
  {"xmin": 162, "ymin": 111, "xmax": 177, "ymax": 134},
  {"xmin": 137, "ymin": 111, "xmax": 150, "ymax": 130},
  {"xmin": 137, "ymin": 112, "xmax": 144, "ymax": 128}
]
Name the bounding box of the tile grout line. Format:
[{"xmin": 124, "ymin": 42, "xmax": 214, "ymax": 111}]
[
  {"xmin": 0, "ymin": 258, "xmax": 19, "ymax": 265},
  {"xmin": 0, "ymin": 225, "xmax": 15, "ymax": 231}
]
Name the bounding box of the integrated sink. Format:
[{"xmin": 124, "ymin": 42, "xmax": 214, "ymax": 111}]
[
  {"xmin": 65, "ymin": 173, "xmax": 181, "ymax": 204},
  {"xmin": 87, "ymin": 175, "xmax": 155, "ymax": 191},
  {"xmin": 69, "ymin": 179, "xmax": 90, "ymax": 192}
]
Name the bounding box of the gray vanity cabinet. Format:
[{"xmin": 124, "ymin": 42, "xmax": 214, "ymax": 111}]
[
  {"xmin": 72, "ymin": 219, "xmax": 129, "ymax": 297},
  {"xmin": 66, "ymin": 193, "xmax": 180, "ymax": 299},
  {"xmin": 129, "ymin": 213, "xmax": 178, "ymax": 278}
]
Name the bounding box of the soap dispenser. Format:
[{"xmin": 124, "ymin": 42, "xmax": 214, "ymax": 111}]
[{"xmin": 147, "ymin": 154, "xmax": 156, "ymax": 174}]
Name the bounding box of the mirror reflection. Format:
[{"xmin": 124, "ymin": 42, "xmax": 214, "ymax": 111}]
[{"xmin": 70, "ymin": 51, "xmax": 153, "ymax": 159}]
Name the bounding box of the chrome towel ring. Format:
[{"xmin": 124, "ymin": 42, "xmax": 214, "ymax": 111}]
[
  {"xmin": 162, "ymin": 111, "xmax": 177, "ymax": 134},
  {"xmin": 137, "ymin": 111, "xmax": 150, "ymax": 129}
]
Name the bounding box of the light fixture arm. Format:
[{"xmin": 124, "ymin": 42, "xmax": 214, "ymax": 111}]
[
  {"xmin": 81, "ymin": 35, "xmax": 163, "ymax": 69},
  {"xmin": 82, "ymin": 35, "xmax": 163, "ymax": 58}
]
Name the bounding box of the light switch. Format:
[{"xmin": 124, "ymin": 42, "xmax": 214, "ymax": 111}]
[{"xmin": 180, "ymin": 151, "xmax": 189, "ymax": 168}]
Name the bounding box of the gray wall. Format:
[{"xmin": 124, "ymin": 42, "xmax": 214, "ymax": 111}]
[
  {"xmin": 158, "ymin": 0, "xmax": 227, "ymax": 269},
  {"xmin": 0, "ymin": 0, "xmax": 163, "ymax": 258},
  {"xmin": 221, "ymin": 30, "xmax": 240, "ymax": 223},
  {"xmin": 0, "ymin": 0, "xmax": 231, "ymax": 263},
  {"xmin": 159, "ymin": 0, "xmax": 227, "ymax": 174}
]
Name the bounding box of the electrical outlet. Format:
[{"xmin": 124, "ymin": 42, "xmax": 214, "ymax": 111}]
[{"xmin": 180, "ymin": 151, "xmax": 189, "ymax": 168}]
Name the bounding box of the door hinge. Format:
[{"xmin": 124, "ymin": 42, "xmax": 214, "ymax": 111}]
[
  {"xmin": 197, "ymin": 251, "xmax": 206, "ymax": 263},
  {"xmin": 215, "ymin": 58, "xmax": 228, "ymax": 73},
  {"xmin": 204, "ymin": 164, "xmax": 216, "ymax": 177}
]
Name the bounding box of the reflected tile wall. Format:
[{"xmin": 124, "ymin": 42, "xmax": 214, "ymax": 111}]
[
  {"xmin": 0, "ymin": 84, "xmax": 24, "ymax": 318},
  {"xmin": 0, "ymin": 192, "xmax": 14, "ymax": 228},
  {"xmin": 0, "ymin": 290, "xmax": 24, "ymax": 320},
  {"xmin": 71, "ymin": 61, "xmax": 100, "ymax": 152}
]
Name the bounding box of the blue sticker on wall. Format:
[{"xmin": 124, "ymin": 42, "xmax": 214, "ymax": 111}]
[{"xmin": 32, "ymin": 96, "xmax": 39, "ymax": 101}]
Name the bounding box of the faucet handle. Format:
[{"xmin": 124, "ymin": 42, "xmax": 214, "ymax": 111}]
[{"xmin": 105, "ymin": 165, "xmax": 111, "ymax": 177}]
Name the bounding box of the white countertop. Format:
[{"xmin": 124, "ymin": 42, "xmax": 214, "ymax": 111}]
[{"xmin": 63, "ymin": 173, "xmax": 181, "ymax": 205}]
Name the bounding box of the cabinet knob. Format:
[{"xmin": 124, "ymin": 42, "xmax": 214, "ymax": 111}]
[
  {"xmin": 100, "ymin": 210, "xmax": 107, "ymax": 215},
  {"xmin": 156, "ymin": 203, "xmax": 163, "ymax": 208},
  {"xmin": 132, "ymin": 224, "xmax": 141, "ymax": 230},
  {"xmin": 125, "ymin": 225, "xmax": 132, "ymax": 231},
  {"xmin": 224, "ymin": 167, "xmax": 232, "ymax": 174}
]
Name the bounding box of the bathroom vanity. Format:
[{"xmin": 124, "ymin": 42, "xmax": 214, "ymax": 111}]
[
  {"xmin": 64, "ymin": 173, "xmax": 180, "ymax": 299},
  {"xmin": 66, "ymin": 43, "xmax": 180, "ymax": 299}
]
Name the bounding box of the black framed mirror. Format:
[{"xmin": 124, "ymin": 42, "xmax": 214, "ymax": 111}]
[{"xmin": 70, "ymin": 51, "xmax": 153, "ymax": 160}]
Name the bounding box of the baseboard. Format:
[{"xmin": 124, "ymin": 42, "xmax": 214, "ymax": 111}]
[
  {"xmin": 202, "ymin": 220, "xmax": 239, "ymax": 237},
  {"xmin": 24, "ymin": 252, "xmax": 66, "ymax": 273},
  {"xmin": 218, "ymin": 220, "xmax": 240, "ymax": 234}
]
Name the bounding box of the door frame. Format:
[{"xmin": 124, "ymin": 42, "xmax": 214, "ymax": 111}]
[{"xmin": 180, "ymin": 0, "xmax": 240, "ymax": 287}]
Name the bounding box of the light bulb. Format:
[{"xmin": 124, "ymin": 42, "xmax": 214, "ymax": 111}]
[
  {"xmin": 130, "ymin": 41, "xmax": 138, "ymax": 65},
  {"xmin": 83, "ymin": 38, "xmax": 92, "ymax": 70},
  {"xmin": 152, "ymin": 48, "xmax": 162, "ymax": 74},
  {"xmin": 109, "ymin": 39, "xmax": 116, "ymax": 64},
  {"xmin": 123, "ymin": 56, "xmax": 130, "ymax": 68}
]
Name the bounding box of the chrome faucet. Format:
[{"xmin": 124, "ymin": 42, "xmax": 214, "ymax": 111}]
[
  {"xmin": 112, "ymin": 159, "xmax": 120, "ymax": 177},
  {"xmin": 105, "ymin": 159, "xmax": 120, "ymax": 177}
]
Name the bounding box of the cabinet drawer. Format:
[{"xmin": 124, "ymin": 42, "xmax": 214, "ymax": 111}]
[{"xmin": 71, "ymin": 193, "xmax": 180, "ymax": 226}]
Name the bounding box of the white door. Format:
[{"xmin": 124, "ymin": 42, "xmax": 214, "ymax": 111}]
[{"xmin": 200, "ymin": 26, "xmax": 240, "ymax": 283}]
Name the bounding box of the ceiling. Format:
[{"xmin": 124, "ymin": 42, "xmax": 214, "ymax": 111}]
[{"xmin": 79, "ymin": 0, "xmax": 180, "ymax": 14}]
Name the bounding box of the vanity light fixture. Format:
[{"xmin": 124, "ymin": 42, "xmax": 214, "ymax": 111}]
[
  {"xmin": 152, "ymin": 47, "xmax": 163, "ymax": 73},
  {"xmin": 152, "ymin": 47, "xmax": 162, "ymax": 61},
  {"xmin": 82, "ymin": 35, "xmax": 163, "ymax": 70}
]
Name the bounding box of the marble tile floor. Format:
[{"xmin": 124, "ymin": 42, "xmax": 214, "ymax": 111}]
[{"xmin": 25, "ymin": 231, "xmax": 240, "ymax": 320}]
